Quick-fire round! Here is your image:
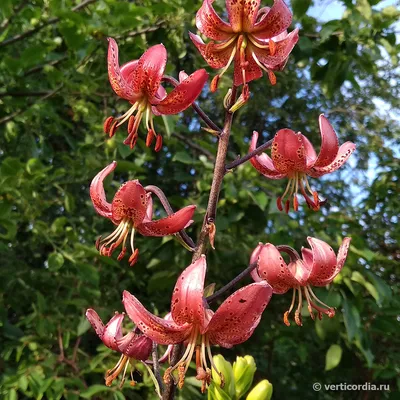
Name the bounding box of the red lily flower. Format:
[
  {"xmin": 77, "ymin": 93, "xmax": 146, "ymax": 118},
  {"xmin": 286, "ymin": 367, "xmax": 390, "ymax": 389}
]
[
  {"xmin": 86, "ymin": 309, "xmax": 152, "ymax": 387},
  {"xmin": 105, "ymin": 38, "xmax": 208, "ymax": 150},
  {"xmin": 250, "ymin": 236, "xmax": 351, "ymax": 326},
  {"xmin": 189, "ymin": 0, "xmax": 298, "ymax": 108},
  {"xmin": 249, "ymin": 115, "xmax": 356, "ymax": 212},
  {"xmin": 90, "ymin": 161, "xmax": 196, "ymax": 266},
  {"xmin": 122, "ymin": 255, "xmax": 272, "ymax": 392}
]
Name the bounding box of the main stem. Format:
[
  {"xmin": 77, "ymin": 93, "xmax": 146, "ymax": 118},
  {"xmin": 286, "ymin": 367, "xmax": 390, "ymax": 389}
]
[
  {"xmin": 193, "ymin": 85, "xmax": 237, "ymax": 260},
  {"xmin": 162, "ymin": 85, "xmax": 238, "ymax": 400}
]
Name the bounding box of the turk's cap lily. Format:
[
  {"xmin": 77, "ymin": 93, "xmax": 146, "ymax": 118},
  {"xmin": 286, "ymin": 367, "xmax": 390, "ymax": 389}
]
[
  {"xmin": 90, "ymin": 161, "xmax": 196, "ymax": 265},
  {"xmin": 106, "ymin": 38, "xmax": 208, "ymax": 150},
  {"xmin": 190, "ymin": 0, "xmax": 298, "ymax": 96},
  {"xmin": 122, "ymin": 255, "xmax": 272, "ymax": 390},
  {"xmin": 249, "ymin": 115, "xmax": 356, "ymax": 211},
  {"xmin": 251, "ymin": 237, "xmax": 351, "ymax": 325},
  {"xmin": 86, "ymin": 309, "xmax": 153, "ymax": 387},
  {"xmin": 86, "ymin": 309, "xmax": 152, "ymax": 360}
]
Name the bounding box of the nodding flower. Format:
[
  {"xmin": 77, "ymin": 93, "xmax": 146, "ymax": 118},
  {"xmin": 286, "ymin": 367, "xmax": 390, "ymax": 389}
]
[
  {"xmin": 122, "ymin": 255, "xmax": 272, "ymax": 392},
  {"xmin": 105, "ymin": 38, "xmax": 208, "ymax": 150},
  {"xmin": 249, "ymin": 115, "xmax": 356, "ymax": 212},
  {"xmin": 250, "ymin": 237, "xmax": 351, "ymax": 326},
  {"xmin": 190, "ymin": 0, "xmax": 298, "ymax": 111},
  {"xmin": 85, "ymin": 309, "xmax": 153, "ymax": 387},
  {"xmin": 90, "ymin": 161, "xmax": 196, "ymax": 266}
]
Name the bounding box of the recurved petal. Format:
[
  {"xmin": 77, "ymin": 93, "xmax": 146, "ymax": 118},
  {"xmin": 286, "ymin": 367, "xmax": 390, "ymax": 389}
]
[
  {"xmin": 107, "ymin": 38, "xmax": 139, "ymax": 101},
  {"xmin": 252, "ymin": 0, "xmax": 293, "ymax": 39},
  {"xmin": 136, "ymin": 205, "xmax": 196, "ymax": 237},
  {"xmin": 196, "ymin": 0, "xmax": 233, "ymax": 40},
  {"xmin": 226, "ymin": 0, "xmax": 261, "ymax": 32},
  {"xmin": 249, "ymin": 131, "xmax": 286, "ymax": 179},
  {"xmin": 116, "ymin": 332, "xmax": 153, "ymax": 360},
  {"xmin": 111, "ymin": 180, "xmax": 148, "ymax": 225},
  {"xmin": 306, "ymin": 237, "xmax": 339, "ymax": 286},
  {"xmin": 257, "ymin": 243, "xmax": 300, "ymax": 293},
  {"xmin": 132, "ymin": 44, "xmax": 167, "ymax": 99},
  {"xmin": 313, "ymin": 115, "xmax": 339, "ymax": 168},
  {"xmin": 171, "ymin": 255, "xmax": 207, "ymax": 329},
  {"xmin": 250, "ymin": 243, "xmax": 264, "ymax": 282},
  {"xmin": 189, "ymin": 32, "xmax": 236, "ymax": 69},
  {"xmin": 335, "ymin": 237, "xmax": 351, "ymax": 277},
  {"xmin": 86, "ymin": 309, "xmax": 105, "ymax": 338},
  {"xmin": 154, "ymin": 69, "xmax": 208, "ymax": 115},
  {"xmin": 271, "ymin": 129, "xmax": 307, "ymax": 174},
  {"xmin": 123, "ymin": 290, "xmax": 192, "ymax": 345},
  {"xmin": 90, "ymin": 161, "xmax": 116, "ymax": 219},
  {"xmin": 302, "ymin": 134, "xmax": 318, "ymax": 168},
  {"xmin": 307, "ymin": 141, "xmax": 356, "ymax": 178},
  {"xmin": 101, "ymin": 313, "xmax": 124, "ymax": 351},
  {"xmin": 207, "ymin": 282, "xmax": 272, "ymax": 348},
  {"xmin": 251, "ymin": 28, "xmax": 299, "ymax": 69}
]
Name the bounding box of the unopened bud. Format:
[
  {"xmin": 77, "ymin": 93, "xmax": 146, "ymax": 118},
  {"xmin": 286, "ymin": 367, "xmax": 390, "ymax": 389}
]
[
  {"xmin": 212, "ymin": 355, "xmax": 235, "ymax": 397},
  {"xmin": 233, "ymin": 355, "xmax": 256, "ymax": 399},
  {"xmin": 246, "ymin": 379, "xmax": 273, "ymax": 400}
]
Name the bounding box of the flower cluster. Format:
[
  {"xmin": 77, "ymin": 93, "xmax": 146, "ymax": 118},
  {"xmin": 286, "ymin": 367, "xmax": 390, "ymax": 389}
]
[{"xmin": 84, "ymin": 0, "xmax": 357, "ymax": 396}]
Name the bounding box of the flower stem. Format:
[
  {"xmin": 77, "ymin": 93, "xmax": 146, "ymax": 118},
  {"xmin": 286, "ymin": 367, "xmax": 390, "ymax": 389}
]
[
  {"xmin": 162, "ymin": 75, "xmax": 222, "ymax": 133},
  {"xmin": 206, "ymin": 262, "xmax": 258, "ymax": 304},
  {"xmin": 225, "ymin": 138, "xmax": 273, "ymax": 172}
]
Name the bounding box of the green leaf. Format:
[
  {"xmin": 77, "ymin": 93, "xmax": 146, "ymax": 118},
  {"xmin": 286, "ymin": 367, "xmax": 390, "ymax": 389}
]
[
  {"xmin": 173, "ymin": 151, "xmax": 194, "ymax": 164},
  {"xmin": 47, "ymin": 252, "xmax": 65, "ymax": 271},
  {"xmin": 325, "ymin": 344, "xmax": 342, "ymax": 371},
  {"xmin": 292, "ymin": 0, "xmax": 312, "ymax": 17},
  {"xmin": 77, "ymin": 316, "xmax": 91, "ymax": 336},
  {"xmin": 80, "ymin": 385, "xmax": 113, "ymax": 399},
  {"xmin": 320, "ymin": 20, "xmax": 341, "ymax": 43}
]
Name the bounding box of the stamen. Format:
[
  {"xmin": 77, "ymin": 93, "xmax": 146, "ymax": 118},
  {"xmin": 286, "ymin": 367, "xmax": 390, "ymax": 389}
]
[
  {"xmin": 128, "ymin": 248, "xmax": 139, "ymax": 267},
  {"xmin": 215, "ymin": 45, "xmax": 237, "ymax": 86},
  {"xmin": 146, "ymin": 129, "xmax": 155, "ymax": 147},
  {"xmin": 307, "ymin": 286, "xmax": 336, "ymax": 312},
  {"xmin": 277, "ymin": 197, "xmax": 283, "ymax": 211},
  {"xmin": 116, "ymin": 103, "xmax": 139, "ymax": 128},
  {"xmin": 109, "ymin": 120, "xmax": 119, "ymax": 138},
  {"xmin": 127, "ymin": 115, "xmax": 135, "ymax": 134},
  {"xmin": 295, "ymin": 287, "xmax": 303, "ymax": 326},
  {"xmin": 105, "ymin": 355, "xmax": 129, "ymax": 387},
  {"xmin": 303, "ymin": 287, "xmax": 315, "ymax": 320},
  {"xmin": 178, "ymin": 363, "xmax": 186, "ymax": 389},
  {"xmin": 154, "ymin": 134, "xmax": 163, "ymax": 152},
  {"xmin": 206, "ymin": 336, "xmax": 224, "ymax": 388},
  {"xmin": 283, "ymin": 288, "xmax": 297, "ymax": 326},
  {"xmin": 299, "ymin": 178, "xmax": 318, "ymax": 210},
  {"xmin": 285, "ymin": 199, "xmax": 290, "ymax": 214},
  {"xmin": 163, "ymin": 367, "xmax": 173, "ymax": 385},
  {"xmin": 269, "ymin": 39, "xmax": 276, "ymax": 56},
  {"xmin": 267, "ymin": 70, "xmax": 276, "ymax": 86},
  {"xmin": 210, "ymin": 75, "xmax": 220, "ymax": 93},
  {"xmin": 251, "ymin": 51, "xmax": 277, "ymax": 85}
]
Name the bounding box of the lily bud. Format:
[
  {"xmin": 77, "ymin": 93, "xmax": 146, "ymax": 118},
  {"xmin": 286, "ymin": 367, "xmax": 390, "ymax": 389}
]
[
  {"xmin": 233, "ymin": 355, "xmax": 256, "ymax": 399},
  {"xmin": 246, "ymin": 380, "xmax": 273, "ymax": 400},
  {"xmin": 212, "ymin": 355, "xmax": 235, "ymax": 398},
  {"xmin": 208, "ymin": 382, "xmax": 231, "ymax": 400}
]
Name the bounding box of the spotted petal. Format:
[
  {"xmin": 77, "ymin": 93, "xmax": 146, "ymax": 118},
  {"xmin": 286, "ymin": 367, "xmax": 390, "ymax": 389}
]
[
  {"xmin": 86, "ymin": 309, "xmax": 123, "ymax": 351},
  {"xmin": 271, "ymin": 129, "xmax": 307, "ymax": 174},
  {"xmin": 306, "ymin": 237, "xmax": 339, "ymax": 287},
  {"xmin": 131, "ymin": 44, "xmax": 167, "ymax": 99},
  {"xmin": 111, "ymin": 180, "xmax": 148, "ymax": 225},
  {"xmin": 154, "ymin": 69, "xmax": 208, "ymax": 115},
  {"xmin": 136, "ymin": 205, "xmax": 196, "ymax": 237},
  {"xmin": 207, "ymin": 282, "xmax": 272, "ymax": 348},
  {"xmin": 313, "ymin": 115, "xmax": 340, "ymax": 168},
  {"xmin": 249, "ymin": 131, "xmax": 286, "ymax": 179},
  {"xmin": 251, "ymin": 28, "xmax": 299, "ymax": 69},
  {"xmin": 123, "ymin": 290, "xmax": 192, "ymax": 345},
  {"xmin": 107, "ymin": 38, "xmax": 140, "ymax": 101},
  {"xmin": 252, "ymin": 0, "xmax": 292, "ymax": 39},
  {"xmin": 116, "ymin": 332, "xmax": 153, "ymax": 360},
  {"xmin": 256, "ymin": 244, "xmax": 300, "ymax": 294},
  {"xmin": 90, "ymin": 161, "xmax": 116, "ymax": 219},
  {"xmin": 226, "ymin": 0, "xmax": 262, "ymax": 32},
  {"xmin": 308, "ymin": 141, "xmax": 356, "ymax": 178},
  {"xmin": 189, "ymin": 32, "xmax": 236, "ymax": 69},
  {"xmin": 171, "ymin": 255, "xmax": 207, "ymax": 330},
  {"xmin": 196, "ymin": 0, "xmax": 233, "ymax": 40}
]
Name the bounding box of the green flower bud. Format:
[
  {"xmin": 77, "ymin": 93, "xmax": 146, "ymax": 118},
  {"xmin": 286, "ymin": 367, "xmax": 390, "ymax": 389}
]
[
  {"xmin": 212, "ymin": 354, "xmax": 235, "ymax": 398},
  {"xmin": 246, "ymin": 380, "xmax": 273, "ymax": 400},
  {"xmin": 233, "ymin": 356, "xmax": 257, "ymax": 399}
]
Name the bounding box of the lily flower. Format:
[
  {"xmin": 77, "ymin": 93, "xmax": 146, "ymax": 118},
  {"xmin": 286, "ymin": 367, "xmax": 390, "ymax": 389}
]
[
  {"xmin": 105, "ymin": 38, "xmax": 208, "ymax": 150},
  {"xmin": 189, "ymin": 0, "xmax": 298, "ymax": 109},
  {"xmin": 249, "ymin": 115, "xmax": 356, "ymax": 212},
  {"xmin": 250, "ymin": 237, "xmax": 351, "ymax": 326},
  {"xmin": 86, "ymin": 309, "xmax": 153, "ymax": 387},
  {"xmin": 122, "ymin": 255, "xmax": 272, "ymax": 392},
  {"xmin": 90, "ymin": 161, "xmax": 196, "ymax": 266}
]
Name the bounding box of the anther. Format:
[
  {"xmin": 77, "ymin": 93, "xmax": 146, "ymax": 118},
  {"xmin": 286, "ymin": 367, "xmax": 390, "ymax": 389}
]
[
  {"xmin": 178, "ymin": 363, "xmax": 186, "ymax": 389},
  {"xmin": 103, "ymin": 116, "xmax": 114, "ymax": 134},
  {"xmin": 269, "ymin": 39, "xmax": 276, "ymax": 56},
  {"xmin": 163, "ymin": 367, "xmax": 172, "ymax": 385},
  {"xmin": 283, "ymin": 311, "xmax": 291, "ymax": 326},
  {"xmin": 285, "ymin": 199, "xmax": 290, "ymax": 214},
  {"xmin": 210, "ymin": 75, "xmax": 220, "ymax": 93},
  {"xmin": 109, "ymin": 120, "xmax": 119, "ymax": 138},
  {"xmin": 129, "ymin": 248, "xmax": 140, "ymax": 267},
  {"xmin": 277, "ymin": 197, "xmax": 283, "ymax": 211},
  {"xmin": 295, "ymin": 310, "xmax": 303, "ymax": 326},
  {"xmin": 293, "ymin": 195, "xmax": 299, "ymax": 211},
  {"xmin": 146, "ymin": 129, "xmax": 155, "ymax": 147},
  {"xmin": 127, "ymin": 115, "xmax": 135, "ymax": 134},
  {"xmin": 268, "ymin": 70, "xmax": 277, "ymax": 86},
  {"xmin": 154, "ymin": 134, "xmax": 163, "ymax": 152}
]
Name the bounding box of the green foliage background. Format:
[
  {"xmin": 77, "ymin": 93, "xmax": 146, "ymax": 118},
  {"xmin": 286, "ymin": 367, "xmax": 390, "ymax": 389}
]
[{"xmin": 0, "ymin": 0, "xmax": 399, "ymax": 399}]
